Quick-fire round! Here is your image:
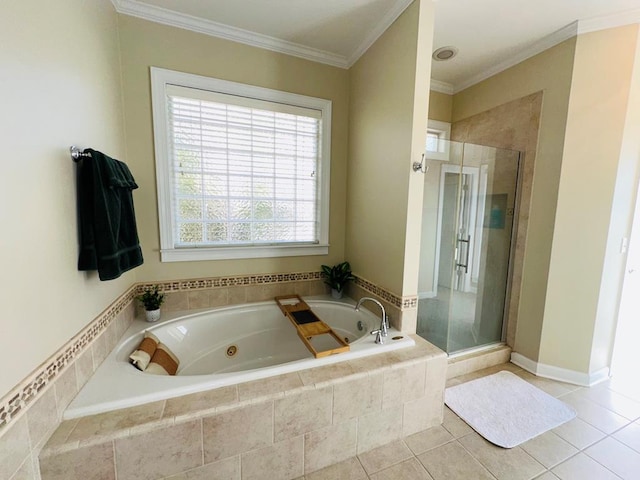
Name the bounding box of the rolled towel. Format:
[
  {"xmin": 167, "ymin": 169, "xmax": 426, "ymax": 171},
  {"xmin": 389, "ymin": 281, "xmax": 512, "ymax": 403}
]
[
  {"xmin": 129, "ymin": 331, "xmax": 160, "ymax": 371},
  {"xmin": 145, "ymin": 343, "xmax": 180, "ymax": 376}
]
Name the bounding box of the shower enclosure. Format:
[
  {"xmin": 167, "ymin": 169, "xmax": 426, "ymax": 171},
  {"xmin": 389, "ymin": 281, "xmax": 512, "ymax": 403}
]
[{"xmin": 417, "ymin": 139, "xmax": 520, "ymax": 354}]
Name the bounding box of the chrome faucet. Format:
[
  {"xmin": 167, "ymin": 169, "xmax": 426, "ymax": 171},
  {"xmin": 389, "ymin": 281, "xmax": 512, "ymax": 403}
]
[{"xmin": 355, "ymin": 297, "xmax": 389, "ymax": 344}]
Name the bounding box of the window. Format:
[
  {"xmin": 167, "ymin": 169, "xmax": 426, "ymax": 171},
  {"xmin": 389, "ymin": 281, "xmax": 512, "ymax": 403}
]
[
  {"xmin": 426, "ymin": 119, "xmax": 451, "ymax": 162},
  {"xmin": 150, "ymin": 67, "xmax": 331, "ymax": 261}
]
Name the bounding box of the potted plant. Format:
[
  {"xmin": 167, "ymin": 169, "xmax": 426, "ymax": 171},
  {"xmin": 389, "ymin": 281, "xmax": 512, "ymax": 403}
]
[
  {"xmin": 321, "ymin": 261, "xmax": 355, "ymax": 299},
  {"xmin": 137, "ymin": 285, "xmax": 165, "ymax": 322}
]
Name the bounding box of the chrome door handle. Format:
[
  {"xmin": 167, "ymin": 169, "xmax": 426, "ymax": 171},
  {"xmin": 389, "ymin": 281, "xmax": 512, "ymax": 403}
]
[{"xmin": 455, "ymin": 235, "xmax": 471, "ymax": 273}]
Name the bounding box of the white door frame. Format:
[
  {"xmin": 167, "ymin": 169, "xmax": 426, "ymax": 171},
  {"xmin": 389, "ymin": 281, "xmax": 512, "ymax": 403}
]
[
  {"xmin": 610, "ymin": 181, "xmax": 640, "ymax": 377},
  {"xmin": 432, "ymin": 164, "xmax": 480, "ymax": 296}
]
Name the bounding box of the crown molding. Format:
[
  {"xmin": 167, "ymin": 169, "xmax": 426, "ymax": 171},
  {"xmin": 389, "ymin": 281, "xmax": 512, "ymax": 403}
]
[
  {"xmin": 452, "ymin": 10, "xmax": 640, "ymax": 94},
  {"xmin": 110, "ymin": 0, "xmax": 350, "ymax": 68},
  {"xmin": 429, "ymin": 79, "xmax": 454, "ymax": 95},
  {"xmin": 577, "ymin": 8, "xmax": 640, "ymax": 34},
  {"xmin": 452, "ymin": 22, "xmax": 578, "ymax": 93},
  {"xmin": 346, "ymin": 0, "xmax": 414, "ymax": 67}
]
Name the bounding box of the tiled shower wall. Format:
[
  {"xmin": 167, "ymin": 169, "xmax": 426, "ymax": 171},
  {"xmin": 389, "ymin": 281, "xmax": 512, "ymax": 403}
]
[
  {"xmin": 451, "ymin": 92, "xmax": 543, "ymax": 348},
  {"xmin": 0, "ymin": 271, "xmax": 417, "ymax": 480}
]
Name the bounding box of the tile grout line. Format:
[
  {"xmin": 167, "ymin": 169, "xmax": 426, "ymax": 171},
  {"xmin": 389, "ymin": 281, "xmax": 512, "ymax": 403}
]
[
  {"xmin": 200, "ymin": 417, "xmax": 204, "ymax": 470},
  {"xmin": 112, "ymin": 440, "xmax": 118, "ymax": 480},
  {"xmin": 301, "ymin": 432, "xmax": 305, "ymax": 478},
  {"xmin": 311, "ymin": 364, "xmax": 639, "ymax": 480},
  {"xmin": 580, "ymin": 433, "xmax": 635, "ymax": 479},
  {"xmin": 451, "ymin": 369, "xmax": 635, "ymax": 479}
]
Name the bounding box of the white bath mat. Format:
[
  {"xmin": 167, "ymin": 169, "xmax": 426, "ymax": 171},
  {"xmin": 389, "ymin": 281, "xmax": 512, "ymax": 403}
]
[{"xmin": 445, "ymin": 371, "xmax": 576, "ymax": 448}]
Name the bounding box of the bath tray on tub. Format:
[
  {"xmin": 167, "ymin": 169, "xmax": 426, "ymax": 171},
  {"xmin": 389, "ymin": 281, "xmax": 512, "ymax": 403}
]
[{"xmin": 275, "ymin": 295, "xmax": 350, "ymax": 358}]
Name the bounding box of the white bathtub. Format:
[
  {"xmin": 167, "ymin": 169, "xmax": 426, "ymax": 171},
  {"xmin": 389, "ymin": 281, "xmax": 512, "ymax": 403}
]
[{"xmin": 65, "ymin": 296, "xmax": 414, "ymax": 419}]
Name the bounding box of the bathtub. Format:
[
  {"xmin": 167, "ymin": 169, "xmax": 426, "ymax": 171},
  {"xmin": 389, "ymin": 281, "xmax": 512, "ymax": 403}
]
[{"xmin": 65, "ymin": 296, "xmax": 414, "ymax": 419}]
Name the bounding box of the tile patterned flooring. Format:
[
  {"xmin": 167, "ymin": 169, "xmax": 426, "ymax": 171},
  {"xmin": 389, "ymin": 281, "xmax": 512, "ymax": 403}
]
[{"xmin": 296, "ymin": 363, "xmax": 640, "ymax": 480}]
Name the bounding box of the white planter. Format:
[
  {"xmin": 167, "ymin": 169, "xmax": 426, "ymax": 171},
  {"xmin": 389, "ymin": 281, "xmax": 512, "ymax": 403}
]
[
  {"xmin": 331, "ymin": 288, "xmax": 343, "ymax": 299},
  {"xmin": 145, "ymin": 309, "xmax": 161, "ymax": 322}
]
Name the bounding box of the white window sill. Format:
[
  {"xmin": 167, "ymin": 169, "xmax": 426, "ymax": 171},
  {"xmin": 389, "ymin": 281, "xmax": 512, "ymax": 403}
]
[{"xmin": 160, "ymin": 244, "xmax": 330, "ymax": 262}]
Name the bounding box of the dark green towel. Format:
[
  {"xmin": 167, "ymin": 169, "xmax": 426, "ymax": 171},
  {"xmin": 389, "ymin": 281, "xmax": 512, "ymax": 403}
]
[{"xmin": 77, "ymin": 149, "xmax": 143, "ymax": 280}]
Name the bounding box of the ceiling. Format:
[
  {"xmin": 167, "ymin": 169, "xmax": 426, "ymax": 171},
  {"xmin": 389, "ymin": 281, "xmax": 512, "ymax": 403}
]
[{"xmin": 113, "ymin": 0, "xmax": 640, "ymax": 93}]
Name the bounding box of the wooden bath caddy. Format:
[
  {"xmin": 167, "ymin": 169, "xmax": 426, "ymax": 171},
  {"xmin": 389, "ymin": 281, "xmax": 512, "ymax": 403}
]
[{"xmin": 275, "ymin": 295, "xmax": 350, "ymax": 358}]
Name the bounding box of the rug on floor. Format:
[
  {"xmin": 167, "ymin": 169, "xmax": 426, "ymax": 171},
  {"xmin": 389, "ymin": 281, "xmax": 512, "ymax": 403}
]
[{"xmin": 444, "ymin": 370, "xmax": 576, "ymax": 448}]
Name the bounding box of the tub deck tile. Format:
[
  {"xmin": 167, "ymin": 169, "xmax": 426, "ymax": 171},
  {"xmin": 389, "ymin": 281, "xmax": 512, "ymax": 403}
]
[
  {"xmin": 237, "ymin": 372, "xmax": 304, "ymax": 402},
  {"xmin": 163, "ymin": 385, "xmax": 238, "ymax": 421},
  {"xmin": 304, "ymin": 419, "xmax": 358, "ymax": 474},
  {"xmin": 332, "ymin": 373, "xmax": 383, "ymax": 424},
  {"xmin": 39, "ymin": 441, "xmax": 116, "ymax": 480},
  {"xmin": 65, "ymin": 400, "xmax": 165, "ymax": 446},
  {"xmin": 274, "ymin": 386, "xmax": 333, "ymax": 441},
  {"xmin": 241, "ymin": 435, "xmax": 304, "ymax": 480},
  {"xmin": 39, "ymin": 418, "xmax": 79, "ymax": 456},
  {"xmin": 298, "ymin": 361, "xmax": 358, "ymax": 387},
  {"xmin": 41, "ymin": 335, "xmax": 445, "ymax": 465},
  {"xmin": 161, "ymin": 455, "xmax": 240, "ymax": 480},
  {"xmin": 390, "ymin": 336, "xmax": 445, "ymax": 364},
  {"xmin": 202, "ymin": 401, "xmax": 274, "ymax": 464},
  {"xmin": 114, "ymin": 420, "xmax": 202, "ymax": 480},
  {"xmin": 127, "ymin": 415, "xmax": 176, "ymax": 437},
  {"xmin": 356, "ymin": 407, "xmax": 404, "ymax": 454}
]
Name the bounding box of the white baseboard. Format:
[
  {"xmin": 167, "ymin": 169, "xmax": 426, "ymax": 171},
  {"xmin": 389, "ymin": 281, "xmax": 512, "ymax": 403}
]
[
  {"xmin": 510, "ymin": 352, "xmax": 538, "ymax": 374},
  {"xmin": 510, "ymin": 352, "xmax": 610, "ymax": 387}
]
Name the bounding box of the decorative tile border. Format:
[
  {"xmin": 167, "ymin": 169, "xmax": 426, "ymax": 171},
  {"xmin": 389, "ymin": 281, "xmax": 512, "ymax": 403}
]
[
  {"xmin": 0, "ymin": 270, "xmax": 416, "ymax": 437},
  {"xmin": 136, "ymin": 271, "xmax": 324, "ymax": 294},
  {"xmin": 0, "ymin": 285, "xmax": 137, "ymax": 434},
  {"xmin": 352, "ymin": 276, "xmax": 417, "ymax": 309},
  {"xmin": 137, "ymin": 271, "xmax": 418, "ymax": 309}
]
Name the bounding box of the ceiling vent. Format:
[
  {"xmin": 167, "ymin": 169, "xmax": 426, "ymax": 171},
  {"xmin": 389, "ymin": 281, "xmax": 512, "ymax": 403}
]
[{"xmin": 432, "ymin": 46, "xmax": 458, "ymax": 61}]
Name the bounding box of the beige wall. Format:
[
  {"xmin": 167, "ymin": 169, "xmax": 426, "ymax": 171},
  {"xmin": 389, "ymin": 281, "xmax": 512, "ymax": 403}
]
[
  {"xmin": 0, "ymin": 0, "xmax": 130, "ymax": 399},
  {"xmin": 417, "ymin": 90, "xmax": 452, "ymax": 296},
  {"xmin": 428, "ymin": 90, "xmax": 453, "ymax": 123},
  {"xmin": 452, "ymin": 38, "xmax": 576, "ymax": 362},
  {"xmin": 117, "ymin": 15, "xmax": 350, "ymax": 280},
  {"xmin": 346, "ymin": 0, "xmax": 434, "ymax": 300},
  {"xmin": 539, "ymin": 25, "xmax": 640, "ymax": 374}
]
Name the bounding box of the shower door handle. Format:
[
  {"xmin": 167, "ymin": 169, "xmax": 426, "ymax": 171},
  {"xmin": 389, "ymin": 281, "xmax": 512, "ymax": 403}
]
[{"xmin": 455, "ymin": 235, "xmax": 471, "ymax": 273}]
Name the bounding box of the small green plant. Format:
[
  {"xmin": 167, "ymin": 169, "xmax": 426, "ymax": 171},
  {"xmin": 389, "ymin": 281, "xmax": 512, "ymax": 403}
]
[
  {"xmin": 321, "ymin": 261, "xmax": 355, "ymax": 293},
  {"xmin": 137, "ymin": 285, "xmax": 165, "ymax": 311}
]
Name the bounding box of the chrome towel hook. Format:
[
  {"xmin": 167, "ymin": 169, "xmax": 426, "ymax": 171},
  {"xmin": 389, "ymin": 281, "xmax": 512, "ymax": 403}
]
[
  {"xmin": 70, "ymin": 146, "xmax": 91, "ymax": 162},
  {"xmin": 413, "ymin": 153, "xmax": 428, "ymax": 173}
]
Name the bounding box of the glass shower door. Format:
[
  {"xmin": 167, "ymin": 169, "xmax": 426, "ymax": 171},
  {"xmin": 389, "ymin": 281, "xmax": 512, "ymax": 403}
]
[{"xmin": 416, "ymin": 140, "xmax": 520, "ymax": 354}]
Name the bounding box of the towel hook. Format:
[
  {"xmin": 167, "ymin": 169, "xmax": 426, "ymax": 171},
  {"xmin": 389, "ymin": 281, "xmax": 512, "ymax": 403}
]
[
  {"xmin": 413, "ymin": 153, "xmax": 428, "ymax": 173},
  {"xmin": 70, "ymin": 146, "xmax": 91, "ymax": 162}
]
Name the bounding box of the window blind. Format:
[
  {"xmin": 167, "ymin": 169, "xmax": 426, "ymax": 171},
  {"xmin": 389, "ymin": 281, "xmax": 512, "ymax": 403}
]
[{"xmin": 166, "ymin": 85, "xmax": 322, "ymax": 248}]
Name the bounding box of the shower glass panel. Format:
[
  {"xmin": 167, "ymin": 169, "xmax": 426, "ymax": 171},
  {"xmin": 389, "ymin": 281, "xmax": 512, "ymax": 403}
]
[{"xmin": 416, "ymin": 140, "xmax": 520, "ymax": 355}]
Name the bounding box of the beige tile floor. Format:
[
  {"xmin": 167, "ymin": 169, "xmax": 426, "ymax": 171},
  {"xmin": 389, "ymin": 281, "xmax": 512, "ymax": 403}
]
[{"xmin": 296, "ymin": 363, "xmax": 640, "ymax": 480}]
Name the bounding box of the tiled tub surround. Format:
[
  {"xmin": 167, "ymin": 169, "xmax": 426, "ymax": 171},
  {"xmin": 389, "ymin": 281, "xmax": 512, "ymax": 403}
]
[
  {"xmin": 39, "ymin": 336, "xmax": 446, "ymax": 480},
  {"xmin": 150, "ymin": 273, "xmax": 418, "ymax": 333},
  {"xmin": 0, "ymin": 290, "xmax": 137, "ymax": 480},
  {"xmin": 0, "ymin": 271, "xmax": 419, "ymax": 479},
  {"xmin": 65, "ymin": 297, "xmax": 416, "ymax": 418},
  {"xmin": 346, "ymin": 278, "xmax": 418, "ymax": 333}
]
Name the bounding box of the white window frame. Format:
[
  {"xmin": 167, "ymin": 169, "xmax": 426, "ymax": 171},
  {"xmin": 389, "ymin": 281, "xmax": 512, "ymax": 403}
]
[
  {"xmin": 150, "ymin": 67, "xmax": 331, "ymax": 262},
  {"xmin": 426, "ymin": 119, "xmax": 451, "ymax": 162}
]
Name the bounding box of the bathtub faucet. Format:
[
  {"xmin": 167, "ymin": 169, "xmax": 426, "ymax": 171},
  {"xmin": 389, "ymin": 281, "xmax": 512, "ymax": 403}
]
[{"xmin": 355, "ymin": 297, "xmax": 388, "ymax": 345}]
